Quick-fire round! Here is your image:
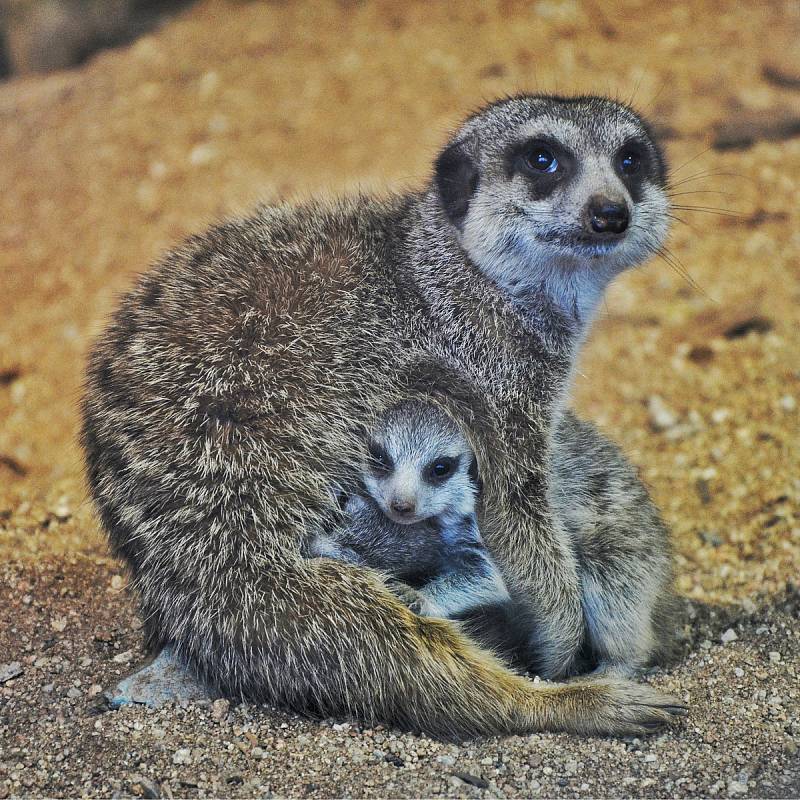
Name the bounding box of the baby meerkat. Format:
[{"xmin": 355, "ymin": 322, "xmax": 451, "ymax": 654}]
[{"xmin": 309, "ymin": 401, "xmax": 511, "ymax": 620}]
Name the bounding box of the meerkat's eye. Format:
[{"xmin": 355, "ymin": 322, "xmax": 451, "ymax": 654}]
[
  {"xmin": 526, "ymin": 147, "xmax": 559, "ymax": 174},
  {"xmin": 367, "ymin": 441, "xmax": 393, "ymax": 475},
  {"xmin": 427, "ymin": 456, "xmax": 458, "ymax": 482},
  {"xmin": 617, "ymin": 148, "xmax": 642, "ymax": 175}
]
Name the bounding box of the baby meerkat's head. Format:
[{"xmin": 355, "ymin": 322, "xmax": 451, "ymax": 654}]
[
  {"xmin": 434, "ymin": 94, "xmax": 669, "ymax": 320},
  {"xmin": 361, "ymin": 402, "xmax": 478, "ymax": 527}
]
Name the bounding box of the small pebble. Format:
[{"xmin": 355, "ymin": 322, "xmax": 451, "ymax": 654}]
[
  {"xmin": 189, "ymin": 143, "xmax": 216, "ymax": 166},
  {"xmin": 711, "ymin": 408, "xmax": 732, "ymax": 424},
  {"xmin": 768, "ymin": 651, "xmax": 781, "ymax": 662},
  {"xmin": 211, "ymin": 698, "xmax": 230, "ymax": 721},
  {"xmin": 721, "ymin": 628, "xmax": 738, "ymax": 644},
  {"xmin": 112, "ymin": 649, "xmax": 134, "ymax": 664},
  {"xmin": 51, "ymin": 499, "xmax": 71, "ymax": 521},
  {"xmin": 0, "ymin": 662, "xmax": 23, "ymax": 684},
  {"xmin": 647, "ymin": 395, "xmax": 678, "ymax": 431},
  {"xmin": 172, "ymin": 748, "xmax": 192, "ymax": 765},
  {"xmin": 130, "ymin": 776, "xmax": 160, "ymax": 799}
]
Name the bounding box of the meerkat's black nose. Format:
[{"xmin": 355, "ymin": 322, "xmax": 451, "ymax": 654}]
[
  {"xmin": 587, "ymin": 196, "xmax": 629, "ymax": 235},
  {"xmin": 390, "ymin": 499, "xmax": 415, "ymax": 515}
]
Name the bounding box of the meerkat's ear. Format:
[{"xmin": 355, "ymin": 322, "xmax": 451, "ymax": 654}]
[{"xmin": 434, "ymin": 140, "xmax": 479, "ymax": 230}]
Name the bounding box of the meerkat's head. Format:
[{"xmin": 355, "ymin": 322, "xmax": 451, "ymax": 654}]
[
  {"xmin": 361, "ymin": 402, "xmax": 477, "ymax": 526},
  {"xmin": 433, "ymin": 94, "xmax": 669, "ymax": 320}
]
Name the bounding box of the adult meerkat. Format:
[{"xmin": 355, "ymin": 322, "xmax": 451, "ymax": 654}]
[
  {"xmin": 83, "ymin": 94, "xmax": 685, "ymax": 737},
  {"xmin": 309, "ymin": 401, "xmax": 512, "ymax": 620}
]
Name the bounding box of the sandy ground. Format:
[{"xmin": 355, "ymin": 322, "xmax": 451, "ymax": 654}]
[{"xmin": 1, "ymin": 0, "xmax": 798, "ymax": 797}]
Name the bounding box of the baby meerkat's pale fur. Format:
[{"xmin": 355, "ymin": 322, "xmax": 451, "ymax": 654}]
[{"xmin": 309, "ymin": 401, "xmax": 511, "ymax": 621}]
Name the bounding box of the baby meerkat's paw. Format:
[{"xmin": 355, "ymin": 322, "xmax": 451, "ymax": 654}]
[
  {"xmin": 343, "ymin": 494, "xmax": 370, "ymax": 516},
  {"xmin": 384, "ymin": 579, "xmax": 443, "ymax": 617}
]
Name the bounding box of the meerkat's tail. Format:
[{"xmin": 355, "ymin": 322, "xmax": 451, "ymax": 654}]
[{"xmin": 135, "ymin": 556, "xmax": 686, "ymax": 739}]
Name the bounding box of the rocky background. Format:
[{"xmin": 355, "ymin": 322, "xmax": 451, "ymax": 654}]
[{"xmin": 1, "ymin": 1, "xmax": 798, "ymax": 797}]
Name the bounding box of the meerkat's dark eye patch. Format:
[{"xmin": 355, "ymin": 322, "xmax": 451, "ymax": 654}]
[
  {"xmin": 425, "ymin": 455, "xmax": 460, "ymax": 483},
  {"xmin": 526, "ymin": 147, "xmax": 559, "ymax": 173},
  {"xmin": 367, "ymin": 440, "xmax": 394, "ymax": 476},
  {"xmin": 614, "ymin": 142, "xmax": 648, "ymax": 179},
  {"xmin": 619, "ymin": 150, "xmax": 640, "ymax": 174},
  {"xmin": 507, "ymin": 137, "xmax": 572, "ymax": 201},
  {"xmin": 614, "ymin": 139, "xmax": 662, "ymax": 203}
]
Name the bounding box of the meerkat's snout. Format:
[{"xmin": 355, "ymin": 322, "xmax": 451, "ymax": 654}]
[
  {"xmin": 389, "ymin": 496, "xmax": 416, "ymax": 518},
  {"xmin": 585, "ymin": 194, "xmax": 630, "ymax": 236}
]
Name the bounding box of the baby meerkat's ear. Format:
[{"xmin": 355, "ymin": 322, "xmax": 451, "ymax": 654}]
[
  {"xmin": 467, "ymin": 455, "xmax": 481, "ymax": 488},
  {"xmin": 434, "ymin": 139, "xmax": 479, "ymax": 230}
]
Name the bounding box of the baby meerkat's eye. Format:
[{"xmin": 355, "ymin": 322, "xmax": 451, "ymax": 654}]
[
  {"xmin": 526, "ymin": 147, "xmax": 559, "ymax": 174},
  {"xmin": 427, "ymin": 457, "xmax": 457, "ymax": 482},
  {"xmin": 367, "ymin": 440, "xmax": 393, "ymax": 475},
  {"xmin": 618, "ymin": 149, "xmax": 642, "ymax": 175}
]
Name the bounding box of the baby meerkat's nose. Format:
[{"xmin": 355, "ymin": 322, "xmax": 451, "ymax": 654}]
[
  {"xmin": 390, "ymin": 498, "xmax": 416, "ymax": 516},
  {"xmin": 586, "ymin": 195, "xmax": 629, "ymax": 235}
]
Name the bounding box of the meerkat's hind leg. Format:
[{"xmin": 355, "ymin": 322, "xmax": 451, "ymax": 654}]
[
  {"xmin": 106, "ymin": 646, "xmax": 217, "ymax": 709},
  {"xmin": 579, "ymin": 568, "xmax": 659, "ymax": 676},
  {"xmin": 578, "ymin": 547, "xmax": 683, "ymax": 678},
  {"xmin": 550, "ymin": 412, "xmax": 679, "ymax": 676}
]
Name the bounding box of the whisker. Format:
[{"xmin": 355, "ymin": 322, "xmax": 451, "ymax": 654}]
[
  {"xmin": 669, "ymin": 146, "xmax": 713, "ymax": 175},
  {"xmin": 670, "ymin": 204, "xmax": 741, "ymax": 218},
  {"xmin": 668, "ymin": 170, "xmax": 750, "ymax": 189},
  {"xmin": 667, "ymin": 189, "xmax": 734, "ymax": 199},
  {"xmin": 640, "ymin": 79, "xmax": 668, "ymax": 113},
  {"xmin": 657, "ymin": 243, "xmax": 713, "ymax": 300},
  {"xmin": 666, "ymin": 213, "xmax": 700, "ymax": 233},
  {"xmin": 635, "ymin": 226, "xmax": 711, "ymax": 299},
  {"xmin": 627, "ymin": 69, "xmax": 645, "ymax": 108}
]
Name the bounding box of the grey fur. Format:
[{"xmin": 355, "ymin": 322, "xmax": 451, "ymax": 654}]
[
  {"xmin": 82, "ymin": 94, "xmax": 685, "ymax": 738},
  {"xmin": 309, "ymin": 402, "xmax": 510, "ymax": 620},
  {"xmin": 550, "ymin": 412, "xmax": 678, "ymax": 675}
]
